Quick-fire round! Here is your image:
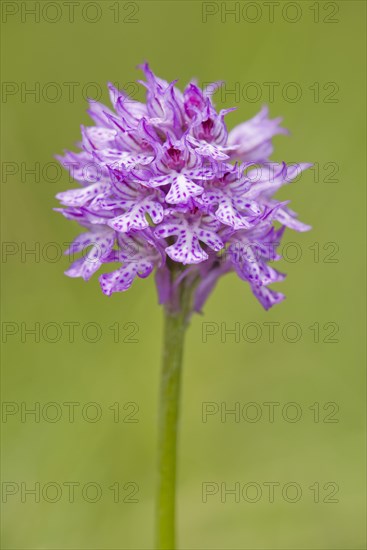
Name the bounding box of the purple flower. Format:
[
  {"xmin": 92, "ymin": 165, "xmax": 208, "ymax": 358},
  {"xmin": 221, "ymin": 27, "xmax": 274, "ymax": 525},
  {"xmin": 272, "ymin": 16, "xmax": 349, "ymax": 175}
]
[{"xmin": 56, "ymin": 63, "xmax": 311, "ymax": 311}]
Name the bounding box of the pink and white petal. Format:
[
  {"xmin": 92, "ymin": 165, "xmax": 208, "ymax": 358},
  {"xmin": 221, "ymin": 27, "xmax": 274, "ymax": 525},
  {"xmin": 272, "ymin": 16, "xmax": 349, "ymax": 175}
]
[
  {"xmin": 186, "ymin": 136, "xmax": 229, "ymax": 161},
  {"xmin": 85, "ymin": 126, "xmax": 117, "ymax": 149},
  {"xmin": 87, "ymin": 101, "xmax": 115, "ymax": 127},
  {"xmin": 65, "ymin": 251, "xmax": 101, "ymax": 281},
  {"xmin": 275, "ymin": 208, "xmax": 311, "ymax": 232},
  {"xmin": 165, "ymin": 235, "xmax": 207, "ymax": 264},
  {"xmin": 197, "ymin": 229, "xmax": 224, "ymax": 252},
  {"xmin": 92, "ymin": 232, "xmax": 115, "ymax": 256},
  {"xmin": 235, "ymin": 198, "xmax": 262, "ymax": 215},
  {"xmin": 165, "ymin": 174, "xmax": 203, "ymax": 204},
  {"xmin": 148, "ymin": 174, "xmax": 177, "ymax": 188},
  {"xmin": 247, "ymin": 162, "xmax": 312, "ymax": 199},
  {"xmin": 184, "ymin": 167, "xmax": 215, "ymax": 181},
  {"xmin": 64, "ymin": 232, "xmax": 94, "ymax": 255},
  {"xmin": 155, "ymin": 222, "xmax": 181, "ymax": 239},
  {"xmin": 99, "ymin": 260, "xmax": 154, "ymax": 295},
  {"xmin": 282, "ymin": 162, "xmax": 313, "ymax": 184},
  {"xmin": 99, "ymin": 265, "xmax": 136, "ymax": 294},
  {"xmin": 56, "ymin": 183, "xmax": 109, "ymax": 207},
  {"xmin": 251, "ymin": 284, "xmax": 285, "ymax": 310},
  {"xmin": 108, "ymin": 198, "xmax": 163, "ymax": 232},
  {"xmin": 215, "ymin": 200, "xmax": 248, "ymax": 229},
  {"xmin": 64, "ymin": 258, "xmax": 86, "ymax": 278},
  {"xmin": 108, "ymin": 211, "xmax": 140, "ymax": 233}
]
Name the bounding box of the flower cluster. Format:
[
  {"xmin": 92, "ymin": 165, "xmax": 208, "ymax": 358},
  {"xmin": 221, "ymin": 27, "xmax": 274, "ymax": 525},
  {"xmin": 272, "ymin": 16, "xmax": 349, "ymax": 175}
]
[{"xmin": 56, "ymin": 64, "xmax": 311, "ymax": 311}]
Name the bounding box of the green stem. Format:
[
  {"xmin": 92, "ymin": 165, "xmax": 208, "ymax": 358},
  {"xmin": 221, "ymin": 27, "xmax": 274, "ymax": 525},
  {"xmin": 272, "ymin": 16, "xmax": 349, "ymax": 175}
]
[{"xmin": 156, "ymin": 283, "xmax": 191, "ymax": 550}]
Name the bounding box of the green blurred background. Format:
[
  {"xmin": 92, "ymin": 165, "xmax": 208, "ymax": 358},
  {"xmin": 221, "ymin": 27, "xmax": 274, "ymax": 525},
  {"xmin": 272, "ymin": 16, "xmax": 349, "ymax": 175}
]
[{"xmin": 1, "ymin": 1, "xmax": 366, "ymax": 548}]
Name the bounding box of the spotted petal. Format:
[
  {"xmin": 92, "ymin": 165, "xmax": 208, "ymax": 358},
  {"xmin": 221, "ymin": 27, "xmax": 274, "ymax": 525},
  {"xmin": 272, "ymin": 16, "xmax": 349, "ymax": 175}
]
[
  {"xmin": 108, "ymin": 196, "xmax": 164, "ymax": 232},
  {"xmin": 65, "ymin": 229, "xmax": 115, "ymax": 281},
  {"xmin": 99, "ymin": 258, "xmax": 154, "ymax": 295},
  {"xmin": 147, "ymin": 173, "xmax": 204, "ymax": 204},
  {"xmin": 155, "ymin": 216, "xmax": 223, "ymax": 264},
  {"xmin": 56, "ymin": 182, "xmax": 109, "ymax": 207}
]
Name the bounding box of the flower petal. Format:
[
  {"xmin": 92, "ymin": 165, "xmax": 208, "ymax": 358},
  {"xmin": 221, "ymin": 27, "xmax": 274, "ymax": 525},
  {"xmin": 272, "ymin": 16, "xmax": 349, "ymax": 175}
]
[{"xmin": 165, "ymin": 174, "xmax": 203, "ymax": 204}]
